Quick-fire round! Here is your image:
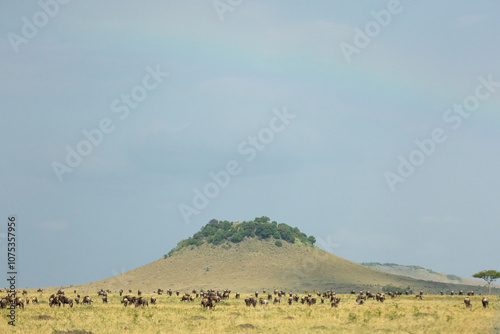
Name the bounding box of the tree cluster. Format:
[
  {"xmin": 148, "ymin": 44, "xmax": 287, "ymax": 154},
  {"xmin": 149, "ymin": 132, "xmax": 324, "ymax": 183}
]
[{"xmin": 165, "ymin": 216, "xmax": 316, "ymax": 258}]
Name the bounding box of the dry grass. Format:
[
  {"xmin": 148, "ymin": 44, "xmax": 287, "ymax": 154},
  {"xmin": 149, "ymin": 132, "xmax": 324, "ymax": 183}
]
[{"xmin": 1, "ymin": 291, "xmax": 499, "ymax": 333}]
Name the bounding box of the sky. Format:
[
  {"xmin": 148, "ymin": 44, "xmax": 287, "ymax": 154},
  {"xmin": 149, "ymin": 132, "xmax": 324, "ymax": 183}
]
[{"xmin": 1, "ymin": 0, "xmax": 499, "ymax": 288}]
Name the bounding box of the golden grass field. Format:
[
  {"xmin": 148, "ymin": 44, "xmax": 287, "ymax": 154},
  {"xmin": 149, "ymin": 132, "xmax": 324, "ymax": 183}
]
[{"xmin": 1, "ymin": 291, "xmax": 499, "ymax": 333}]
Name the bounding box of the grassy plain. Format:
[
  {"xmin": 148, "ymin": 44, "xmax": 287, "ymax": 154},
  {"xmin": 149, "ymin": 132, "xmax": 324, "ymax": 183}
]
[{"xmin": 1, "ymin": 291, "xmax": 499, "ymax": 333}]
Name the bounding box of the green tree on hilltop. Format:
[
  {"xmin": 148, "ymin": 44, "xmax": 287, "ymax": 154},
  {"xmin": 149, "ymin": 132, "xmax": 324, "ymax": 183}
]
[{"xmin": 473, "ymin": 270, "xmax": 500, "ymax": 295}]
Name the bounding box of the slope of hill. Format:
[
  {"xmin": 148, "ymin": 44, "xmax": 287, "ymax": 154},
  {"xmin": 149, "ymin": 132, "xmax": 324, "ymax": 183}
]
[
  {"xmin": 65, "ymin": 217, "xmax": 498, "ymax": 294},
  {"xmin": 70, "ymin": 242, "xmax": 495, "ymax": 294},
  {"xmin": 360, "ymin": 262, "xmax": 497, "ymax": 288}
]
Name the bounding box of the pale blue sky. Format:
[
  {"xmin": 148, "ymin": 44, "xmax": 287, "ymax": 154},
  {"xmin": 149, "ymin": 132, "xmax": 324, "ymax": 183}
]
[{"xmin": 1, "ymin": 1, "xmax": 499, "ymax": 287}]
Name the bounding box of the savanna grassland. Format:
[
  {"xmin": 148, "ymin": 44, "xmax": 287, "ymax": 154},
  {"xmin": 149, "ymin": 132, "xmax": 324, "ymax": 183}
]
[{"xmin": 2, "ymin": 291, "xmax": 499, "ymax": 334}]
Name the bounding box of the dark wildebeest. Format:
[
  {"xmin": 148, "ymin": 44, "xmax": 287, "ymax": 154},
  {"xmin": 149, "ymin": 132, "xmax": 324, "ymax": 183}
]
[
  {"xmin": 150, "ymin": 296, "xmax": 157, "ymax": 305},
  {"xmin": 119, "ymin": 289, "xmax": 124, "ymax": 296},
  {"xmin": 15, "ymin": 297, "xmax": 24, "ymax": 309},
  {"xmin": 415, "ymin": 294, "xmax": 422, "ymax": 300},
  {"xmin": 49, "ymin": 295, "xmax": 61, "ymax": 307},
  {"xmin": 0, "ymin": 298, "xmax": 8, "ymax": 309},
  {"xmin": 180, "ymin": 294, "xmax": 190, "ymax": 302},
  {"xmin": 273, "ymin": 297, "xmax": 280, "ymax": 304},
  {"xmin": 60, "ymin": 296, "xmax": 73, "ymax": 308},
  {"xmin": 464, "ymin": 297, "xmax": 471, "ymax": 308},
  {"xmin": 201, "ymin": 297, "xmax": 214, "ymax": 309},
  {"xmin": 102, "ymin": 296, "xmax": 108, "ymax": 304},
  {"xmin": 482, "ymin": 297, "xmax": 489, "ymax": 308},
  {"xmin": 138, "ymin": 290, "xmax": 142, "ymax": 296},
  {"xmin": 259, "ymin": 298, "xmax": 268, "ymax": 305},
  {"xmin": 82, "ymin": 296, "xmax": 92, "ymax": 305},
  {"xmin": 32, "ymin": 297, "xmax": 38, "ymax": 304},
  {"xmin": 235, "ymin": 293, "xmax": 240, "ymax": 299},
  {"xmin": 22, "ymin": 290, "xmax": 27, "ymax": 296},
  {"xmin": 74, "ymin": 296, "xmax": 80, "ymax": 304},
  {"xmin": 288, "ymin": 297, "xmax": 293, "ymax": 305},
  {"xmin": 37, "ymin": 288, "xmax": 43, "ymax": 292},
  {"xmin": 135, "ymin": 297, "xmax": 148, "ymax": 307}
]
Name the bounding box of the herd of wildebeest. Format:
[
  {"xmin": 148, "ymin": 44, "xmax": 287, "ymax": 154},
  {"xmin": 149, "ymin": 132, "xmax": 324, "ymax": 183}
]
[{"xmin": 0, "ymin": 287, "xmax": 491, "ymax": 310}]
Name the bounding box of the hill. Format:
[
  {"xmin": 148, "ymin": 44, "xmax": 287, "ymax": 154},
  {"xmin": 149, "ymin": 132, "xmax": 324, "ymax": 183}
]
[
  {"xmin": 361, "ymin": 262, "xmax": 498, "ymax": 288},
  {"xmin": 68, "ymin": 218, "xmax": 498, "ymax": 294}
]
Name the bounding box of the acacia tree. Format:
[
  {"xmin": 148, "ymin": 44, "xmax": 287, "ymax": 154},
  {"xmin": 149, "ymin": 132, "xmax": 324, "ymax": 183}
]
[{"xmin": 472, "ymin": 270, "xmax": 500, "ymax": 295}]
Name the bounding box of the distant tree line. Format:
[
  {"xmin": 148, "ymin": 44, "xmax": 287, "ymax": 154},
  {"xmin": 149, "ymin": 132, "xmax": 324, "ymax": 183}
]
[{"xmin": 165, "ymin": 216, "xmax": 316, "ymax": 258}]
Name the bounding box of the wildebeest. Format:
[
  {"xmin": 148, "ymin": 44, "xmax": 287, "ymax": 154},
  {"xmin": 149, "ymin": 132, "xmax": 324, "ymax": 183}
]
[
  {"xmin": 22, "ymin": 290, "xmax": 27, "ymax": 296},
  {"xmin": 138, "ymin": 290, "xmax": 142, "ymax": 296},
  {"xmin": 135, "ymin": 297, "xmax": 148, "ymax": 307},
  {"xmin": 482, "ymin": 297, "xmax": 489, "ymax": 308},
  {"xmin": 74, "ymin": 296, "xmax": 80, "ymax": 304},
  {"xmin": 60, "ymin": 296, "xmax": 73, "ymax": 308},
  {"xmin": 235, "ymin": 293, "xmax": 240, "ymax": 299},
  {"xmin": 273, "ymin": 297, "xmax": 280, "ymax": 304},
  {"xmin": 119, "ymin": 289, "xmax": 124, "ymax": 296},
  {"xmin": 102, "ymin": 296, "xmax": 108, "ymax": 304},
  {"xmin": 288, "ymin": 297, "xmax": 293, "ymax": 305},
  {"xmin": 259, "ymin": 298, "xmax": 268, "ymax": 305},
  {"xmin": 245, "ymin": 296, "xmax": 257, "ymax": 307},
  {"xmin": 464, "ymin": 297, "xmax": 471, "ymax": 308},
  {"xmin": 49, "ymin": 295, "xmax": 60, "ymax": 307},
  {"xmin": 415, "ymin": 294, "xmax": 422, "ymax": 300},
  {"xmin": 82, "ymin": 296, "xmax": 92, "ymax": 305},
  {"xmin": 151, "ymin": 296, "xmax": 157, "ymax": 305},
  {"xmin": 32, "ymin": 297, "xmax": 38, "ymax": 304},
  {"xmin": 0, "ymin": 298, "xmax": 8, "ymax": 309},
  {"xmin": 201, "ymin": 297, "xmax": 214, "ymax": 309},
  {"xmin": 37, "ymin": 288, "xmax": 43, "ymax": 292},
  {"xmin": 14, "ymin": 297, "xmax": 24, "ymax": 309}
]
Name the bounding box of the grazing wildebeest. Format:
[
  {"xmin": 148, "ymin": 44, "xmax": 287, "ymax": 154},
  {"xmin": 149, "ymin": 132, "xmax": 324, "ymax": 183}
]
[
  {"xmin": 102, "ymin": 296, "xmax": 108, "ymax": 304},
  {"xmin": 259, "ymin": 298, "xmax": 268, "ymax": 305},
  {"xmin": 32, "ymin": 297, "xmax": 38, "ymax": 304},
  {"xmin": 255, "ymin": 291, "xmax": 259, "ymax": 298},
  {"xmin": 37, "ymin": 289, "xmax": 43, "ymax": 292},
  {"xmin": 82, "ymin": 296, "xmax": 92, "ymax": 305},
  {"xmin": 201, "ymin": 297, "xmax": 214, "ymax": 309},
  {"xmin": 245, "ymin": 296, "xmax": 257, "ymax": 307},
  {"xmin": 74, "ymin": 296, "xmax": 80, "ymax": 304},
  {"xmin": 288, "ymin": 297, "xmax": 292, "ymax": 305},
  {"xmin": 415, "ymin": 294, "xmax": 422, "ymax": 300},
  {"xmin": 135, "ymin": 297, "xmax": 148, "ymax": 307},
  {"xmin": 119, "ymin": 289, "xmax": 124, "ymax": 296},
  {"xmin": 151, "ymin": 296, "xmax": 157, "ymax": 305},
  {"xmin": 0, "ymin": 298, "xmax": 8, "ymax": 309},
  {"xmin": 482, "ymin": 297, "xmax": 489, "ymax": 308},
  {"xmin": 14, "ymin": 297, "xmax": 24, "ymax": 309},
  {"xmin": 49, "ymin": 295, "xmax": 60, "ymax": 307},
  {"xmin": 235, "ymin": 293, "xmax": 240, "ymax": 299},
  {"xmin": 440, "ymin": 290, "xmax": 444, "ymax": 295},
  {"xmin": 157, "ymin": 289, "xmax": 163, "ymax": 295},
  {"xmin": 180, "ymin": 294, "xmax": 190, "ymax": 302},
  {"xmin": 464, "ymin": 297, "xmax": 471, "ymax": 308},
  {"xmin": 138, "ymin": 290, "xmax": 142, "ymax": 296},
  {"xmin": 60, "ymin": 296, "xmax": 73, "ymax": 308},
  {"xmin": 459, "ymin": 290, "xmax": 463, "ymax": 296},
  {"xmin": 22, "ymin": 290, "xmax": 27, "ymax": 296},
  {"xmin": 273, "ymin": 297, "xmax": 280, "ymax": 304}
]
